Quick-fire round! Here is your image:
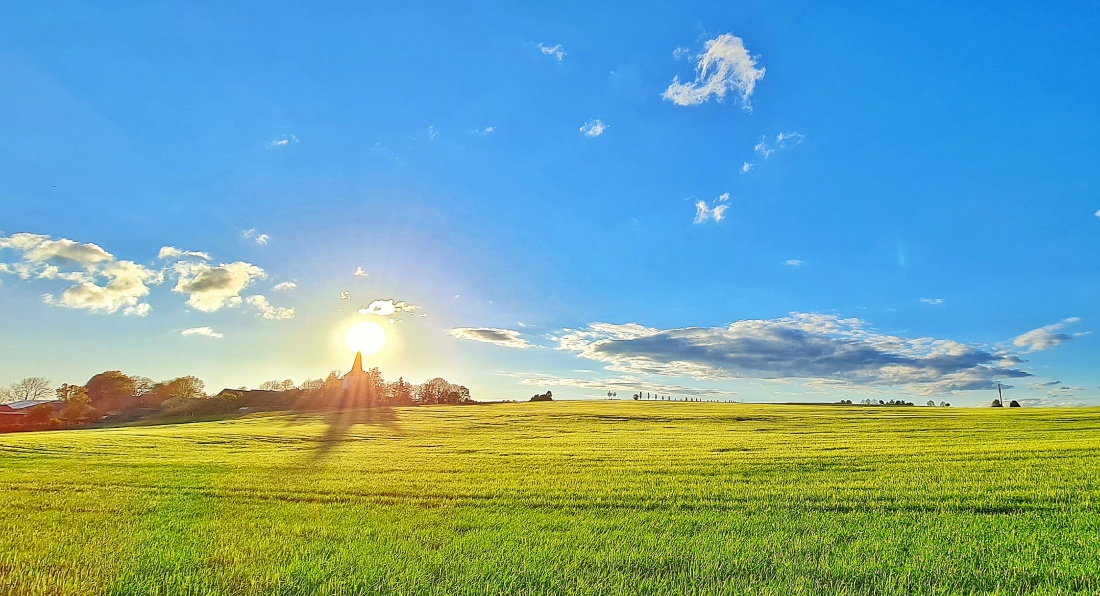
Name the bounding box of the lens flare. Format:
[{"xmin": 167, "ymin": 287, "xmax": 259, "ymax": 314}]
[{"xmin": 345, "ymin": 321, "xmax": 387, "ymax": 355}]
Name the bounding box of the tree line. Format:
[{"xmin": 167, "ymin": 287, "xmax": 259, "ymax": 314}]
[{"xmin": 2, "ymin": 367, "xmax": 473, "ymax": 431}]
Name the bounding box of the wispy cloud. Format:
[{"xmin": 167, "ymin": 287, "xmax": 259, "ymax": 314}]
[
  {"xmin": 181, "ymin": 326, "xmax": 223, "ymax": 339},
  {"xmin": 692, "ymin": 193, "xmax": 730, "ymax": 224},
  {"xmin": 538, "ymin": 43, "xmax": 566, "ymax": 62},
  {"xmin": 1013, "ymin": 318, "xmax": 1081, "ymax": 352},
  {"xmin": 510, "ymin": 373, "xmax": 735, "ymax": 397},
  {"xmin": 556, "ymin": 314, "xmax": 1033, "ymax": 395},
  {"xmin": 920, "ymin": 298, "xmax": 944, "ymax": 305},
  {"xmin": 158, "ymin": 246, "xmax": 211, "ymax": 261},
  {"xmin": 271, "ymin": 281, "xmax": 297, "ymax": 291},
  {"xmin": 353, "ymin": 267, "xmax": 368, "ymax": 277},
  {"xmin": 450, "ymin": 327, "xmax": 531, "ymax": 349},
  {"xmin": 269, "ymin": 134, "xmax": 298, "ymax": 148},
  {"xmin": 740, "ymin": 162, "xmax": 753, "ymax": 174},
  {"xmin": 473, "ymin": 126, "xmax": 495, "ymax": 136},
  {"xmin": 359, "ymin": 299, "xmax": 419, "ymax": 317},
  {"xmin": 246, "ymin": 295, "xmax": 294, "ymax": 320},
  {"xmin": 242, "ymin": 229, "xmax": 269, "ymax": 245},
  {"xmin": 663, "ymin": 33, "xmax": 765, "ymax": 109},
  {"xmin": 785, "ymin": 259, "xmax": 803, "ymax": 266},
  {"xmin": 580, "ymin": 119, "xmax": 608, "ymax": 137},
  {"xmin": 754, "ymin": 132, "xmax": 803, "ymax": 159}
]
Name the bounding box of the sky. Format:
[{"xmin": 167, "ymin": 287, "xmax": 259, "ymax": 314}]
[{"xmin": 2, "ymin": 1, "xmax": 1099, "ymax": 406}]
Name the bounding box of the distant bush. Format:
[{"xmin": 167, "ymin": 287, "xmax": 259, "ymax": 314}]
[
  {"xmin": 530, "ymin": 391, "xmax": 553, "ymax": 402},
  {"xmin": 992, "ymin": 399, "xmax": 1003, "ymax": 408},
  {"xmin": 1009, "ymin": 400, "xmax": 1021, "ymax": 408}
]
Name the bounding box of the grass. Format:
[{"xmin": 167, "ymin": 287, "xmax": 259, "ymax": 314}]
[{"xmin": 1, "ymin": 401, "xmax": 1098, "ymax": 595}]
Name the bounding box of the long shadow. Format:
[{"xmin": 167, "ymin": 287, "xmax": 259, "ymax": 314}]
[{"xmin": 310, "ymin": 406, "xmax": 400, "ymax": 461}]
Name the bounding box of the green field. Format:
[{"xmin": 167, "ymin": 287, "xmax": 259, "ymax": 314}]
[{"xmin": 1, "ymin": 402, "xmax": 1099, "ymax": 595}]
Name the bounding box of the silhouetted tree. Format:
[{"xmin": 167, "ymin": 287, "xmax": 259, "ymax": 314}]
[
  {"xmin": 991, "ymin": 399, "xmax": 1003, "ymax": 407},
  {"xmin": 259, "ymin": 379, "xmax": 296, "ymax": 391},
  {"xmin": 57, "ymin": 384, "xmax": 97, "ymax": 425},
  {"xmin": 530, "ymin": 391, "xmax": 553, "ymax": 402},
  {"xmin": 1009, "ymin": 400, "xmax": 1021, "ymax": 407}
]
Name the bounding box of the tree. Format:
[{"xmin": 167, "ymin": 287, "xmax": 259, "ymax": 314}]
[
  {"xmin": 927, "ymin": 400, "xmax": 936, "ymax": 407},
  {"xmin": 57, "ymin": 384, "xmax": 97, "ymax": 425},
  {"xmin": 144, "ymin": 376, "xmax": 206, "ymax": 407},
  {"xmin": 22, "ymin": 404, "xmax": 58, "ymax": 429},
  {"xmin": 991, "ymin": 399, "xmax": 1003, "ymax": 408},
  {"xmin": 415, "ymin": 378, "xmax": 473, "ymax": 405},
  {"xmin": 1009, "ymin": 400, "xmax": 1021, "ymax": 408},
  {"xmin": 299, "ymin": 378, "xmax": 324, "ymax": 392},
  {"xmin": 4, "ymin": 377, "xmax": 52, "ymax": 402},
  {"xmin": 259, "ymin": 379, "xmax": 296, "ymax": 391},
  {"xmin": 86, "ymin": 371, "xmax": 137, "ymax": 413}
]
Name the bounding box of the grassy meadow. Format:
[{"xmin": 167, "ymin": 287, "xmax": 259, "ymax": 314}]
[{"xmin": 1, "ymin": 401, "xmax": 1099, "ymax": 595}]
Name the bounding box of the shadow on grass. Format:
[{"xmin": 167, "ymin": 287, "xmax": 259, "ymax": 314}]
[{"xmin": 291, "ymin": 406, "xmax": 402, "ymax": 462}]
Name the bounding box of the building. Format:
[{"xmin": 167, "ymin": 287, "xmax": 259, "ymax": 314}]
[{"xmin": 342, "ymin": 351, "xmax": 368, "ymax": 391}]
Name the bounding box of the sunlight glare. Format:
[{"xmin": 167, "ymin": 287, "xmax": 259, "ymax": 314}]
[{"xmin": 345, "ymin": 321, "xmax": 387, "ymax": 355}]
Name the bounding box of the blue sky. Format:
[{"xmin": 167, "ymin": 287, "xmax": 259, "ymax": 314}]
[{"xmin": 2, "ymin": 2, "xmax": 1098, "ymax": 405}]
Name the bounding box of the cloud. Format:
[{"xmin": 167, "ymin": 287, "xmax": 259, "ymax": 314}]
[
  {"xmin": 556, "ymin": 314, "xmax": 1032, "ymax": 395},
  {"xmin": 271, "ymin": 281, "xmax": 297, "ymax": 291},
  {"xmin": 1094, "ymin": 209, "xmax": 1099, "ymax": 217},
  {"xmin": 449, "ymin": 327, "xmax": 531, "ymax": 349},
  {"xmin": 359, "ymin": 299, "xmax": 419, "ymax": 317},
  {"xmin": 2, "ymin": 233, "xmax": 156, "ymax": 315},
  {"xmin": 428, "ymin": 125, "xmax": 438, "ymax": 140},
  {"xmin": 754, "ymin": 131, "xmax": 804, "ymax": 159},
  {"xmin": 740, "ymin": 162, "xmax": 753, "ymax": 174},
  {"xmin": 246, "ymin": 295, "xmax": 294, "ymax": 320},
  {"xmin": 662, "ymin": 33, "xmax": 765, "ymax": 109},
  {"xmin": 538, "ymin": 43, "xmax": 566, "ymax": 62},
  {"xmin": 1013, "ymin": 318, "xmax": 1080, "ymax": 352},
  {"xmin": 354, "ymin": 267, "xmax": 368, "ymax": 277},
  {"xmin": 172, "ymin": 261, "xmax": 266, "ymax": 312},
  {"xmin": 511, "ymin": 373, "xmax": 735, "ymax": 397},
  {"xmin": 0, "ymin": 233, "xmax": 113, "ymax": 269},
  {"xmin": 785, "ymin": 259, "xmax": 803, "ymax": 266},
  {"xmin": 182, "ymin": 327, "xmax": 223, "ymax": 339},
  {"xmin": 158, "ymin": 246, "xmax": 211, "ymax": 261},
  {"xmin": 580, "ymin": 119, "xmax": 608, "ymax": 137},
  {"xmin": 242, "ymin": 229, "xmax": 269, "ymax": 245},
  {"xmin": 473, "ymin": 126, "xmax": 495, "ymax": 136},
  {"xmin": 339, "ymin": 291, "xmax": 351, "ymax": 300},
  {"xmin": 269, "ymin": 134, "xmax": 298, "ymax": 147},
  {"xmin": 920, "ymin": 298, "xmax": 944, "ymax": 305},
  {"xmin": 693, "ymin": 193, "xmax": 731, "ymax": 224}
]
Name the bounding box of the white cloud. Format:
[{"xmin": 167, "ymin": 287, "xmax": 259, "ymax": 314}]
[
  {"xmin": 693, "ymin": 200, "xmax": 711, "ymax": 224},
  {"xmin": 920, "ymin": 298, "xmax": 944, "ymax": 305},
  {"xmin": 172, "ymin": 261, "xmax": 266, "ymax": 312},
  {"xmin": 741, "ymin": 162, "xmax": 753, "ymax": 174},
  {"xmin": 450, "ymin": 327, "xmax": 531, "ymax": 349},
  {"xmin": 662, "ymin": 33, "xmax": 765, "ymax": 109},
  {"xmin": 538, "ymin": 43, "xmax": 566, "ymax": 62},
  {"xmin": 512, "ymin": 373, "xmax": 735, "ymax": 397},
  {"xmin": 269, "ymin": 134, "xmax": 298, "ymax": 148},
  {"xmin": 0, "ymin": 233, "xmax": 113, "ymax": 269},
  {"xmin": 1094, "ymin": 209, "xmax": 1100, "ymax": 217},
  {"xmin": 754, "ymin": 131, "xmax": 804, "ymax": 160},
  {"xmin": 556, "ymin": 314, "xmax": 1033, "ymax": 395},
  {"xmin": 693, "ymin": 193, "xmax": 731, "ymax": 224},
  {"xmin": 580, "ymin": 119, "xmax": 608, "ymax": 137},
  {"xmin": 1013, "ymin": 318, "xmax": 1080, "ymax": 352},
  {"xmin": 354, "ymin": 267, "xmax": 368, "ymax": 277},
  {"xmin": 272, "ymin": 281, "xmax": 297, "ymax": 291},
  {"xmin": 246, "ymin": 295, "xmax": 295, "ymax": 320},
  {"xmin": 182, "ymin": 326, "xmax": 223, "ymax": 339},
  {"xmin": 242, "ymin": 229, "xmax": 269, "ymax": 245},
  {"xmin": 785, "ymin": 259, "xmax": 803, "ymax": 266},
  {"xmin": 474, "ymin": 126, "xmax": 496, "ymax": 136},
  {"xmin": 158, "ymin": 246, "xmax": 211, "ymax": 261},
  {"xmin": 428, "ymin": 125, "xmax": 438, "ymax": 140},
  {"xmin": 359, "ymin": 299, "xmax": 419, "ymax": 317}
]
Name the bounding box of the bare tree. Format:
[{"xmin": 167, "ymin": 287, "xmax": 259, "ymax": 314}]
[{"xmin": 4, "ymin": 377, "xmax": 53, "ymax": 402}]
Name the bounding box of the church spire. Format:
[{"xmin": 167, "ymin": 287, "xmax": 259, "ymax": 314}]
[{"xmin": 349, "ymin": 351, "xmax": 365, "ymax": 375}]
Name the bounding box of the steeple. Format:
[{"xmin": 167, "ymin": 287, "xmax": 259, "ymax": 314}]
[{"xmin": 348, "ymin": 351, "xmax": 365, "ymax": 376}]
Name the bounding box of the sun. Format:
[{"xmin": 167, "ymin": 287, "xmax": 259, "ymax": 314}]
[{"xmin": 345, "ymin": 321, "xmax": 387, "ymax": 356}]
